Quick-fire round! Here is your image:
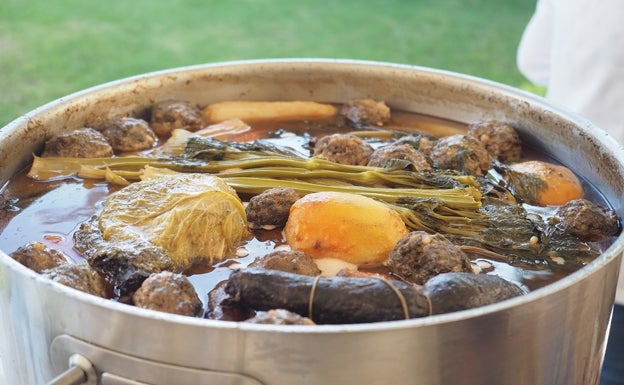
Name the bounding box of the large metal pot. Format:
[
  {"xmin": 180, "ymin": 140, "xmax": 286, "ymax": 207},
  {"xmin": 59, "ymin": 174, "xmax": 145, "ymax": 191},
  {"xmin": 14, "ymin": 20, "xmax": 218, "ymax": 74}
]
[{"xmin": 1, "ymin": 59, "xmax": 623, "ymax": 385}]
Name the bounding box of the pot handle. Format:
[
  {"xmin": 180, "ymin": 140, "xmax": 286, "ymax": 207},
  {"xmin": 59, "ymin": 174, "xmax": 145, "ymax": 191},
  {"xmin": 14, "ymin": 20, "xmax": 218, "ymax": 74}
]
[
  {"xmin": 47, "ymin": 354, "xmax": 97, "ymax": 385},
  {"xmin": 50, "ymin": 334, "xmax": 265, "ymax": 385}
]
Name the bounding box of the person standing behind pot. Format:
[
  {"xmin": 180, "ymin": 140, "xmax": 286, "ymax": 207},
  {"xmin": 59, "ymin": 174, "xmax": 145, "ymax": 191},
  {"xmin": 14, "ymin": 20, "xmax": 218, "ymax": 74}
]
[{"xmin": 517, "ymin": 1, "xmax": 624, "ymax": 384}]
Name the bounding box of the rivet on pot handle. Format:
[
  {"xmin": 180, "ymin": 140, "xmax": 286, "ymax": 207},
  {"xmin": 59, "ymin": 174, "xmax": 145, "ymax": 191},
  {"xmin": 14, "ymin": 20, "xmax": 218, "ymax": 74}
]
[{"xmin": 47, "ymin": 354, "xmax": 97, "ymax": 385}]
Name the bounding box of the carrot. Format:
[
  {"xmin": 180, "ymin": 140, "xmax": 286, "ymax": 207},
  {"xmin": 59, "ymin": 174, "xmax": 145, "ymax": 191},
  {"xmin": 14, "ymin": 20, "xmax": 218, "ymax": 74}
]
[{"xmin": 504, "ymin": 160, "xmax": 583, "ymax": 206}]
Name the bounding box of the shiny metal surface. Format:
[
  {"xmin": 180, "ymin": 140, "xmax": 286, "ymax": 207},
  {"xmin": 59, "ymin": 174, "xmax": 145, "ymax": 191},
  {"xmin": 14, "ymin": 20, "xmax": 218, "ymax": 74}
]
[
  {"xmin": 47, "ymin": 354, "xmax": 95, "ymax": 385},
  {"xmin": 1, "ymin": 59, "xmax": 623, "ymax": 385},
  {"xmin": 47, "ymin": 366, "xmax": 87, "ymax": 385},
  {"xmin": 51, "ymin": 335, "xmax": 264, "ymax": 385}
]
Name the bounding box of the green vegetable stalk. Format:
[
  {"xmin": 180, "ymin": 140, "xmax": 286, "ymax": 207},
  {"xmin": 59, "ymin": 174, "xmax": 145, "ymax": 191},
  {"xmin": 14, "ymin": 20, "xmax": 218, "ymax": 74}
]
[{"xmin": 26, "ymin": 136, "xmax": 601, "ymax": 269}]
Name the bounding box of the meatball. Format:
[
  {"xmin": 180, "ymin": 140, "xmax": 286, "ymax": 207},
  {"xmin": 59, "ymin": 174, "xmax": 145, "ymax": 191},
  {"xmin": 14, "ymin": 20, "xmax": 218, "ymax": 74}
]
[
  {"xmin": 245, "ymin": 309, "xmax": 315, "ymax": 325},
  {"xmin": 101, "ymin": 117, "xmax": 157, "ymax": 152},
  {"xmin": 43, "ymin": 263, "xmax": 109, "ymax": 298},
  {"xmin": 553, "ymin": 198, "xmax": 621, "ymax": 242},
  {"xmin": 10, "ymin": 241, "xmax": 71, "ymax": 273},
  {"xmin": 246, "ymin": 187, "xmax": 300, "ymax": 229},
  {"xmin": 248, "ymin": 250, "xmax": 321, "ymax": 276},
  {"xmin": 367, "ymin": 143, "xmax": 432, "ymax": 171},
  {"xmin": 430, "ymin": 134, "xmax": 492, "ymax": 176},
  {"xmin": 340, "ymin": 99, "xmax": 391, "ymax": 127},
  {"xmin": 467, "ymin": 120, "xmax": 522, "ymax": 163},
  {"xmin": 132, "ymin": 271, "xmax": 202, "ymax": 317},
  {"xmin": 150, "ymin": 100, "xmax": 203, "ymax": 136},
  {"xmin": 386, "ymin": 231, "xmax": 473, "ymax": 285},
  {"xmin": 42, "ymin": 127, "xmax": 113, "ymax": 158},
  {"xmin": 313, "ymin": 133, "xmax": 374, "ymax": 166}
]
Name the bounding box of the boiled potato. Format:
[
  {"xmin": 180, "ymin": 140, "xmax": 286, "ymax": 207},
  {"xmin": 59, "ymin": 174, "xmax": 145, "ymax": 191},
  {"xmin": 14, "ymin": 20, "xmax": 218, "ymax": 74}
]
[{"xmin": 284, "ymin": 191, "xmax": 409, "ymax": 265}]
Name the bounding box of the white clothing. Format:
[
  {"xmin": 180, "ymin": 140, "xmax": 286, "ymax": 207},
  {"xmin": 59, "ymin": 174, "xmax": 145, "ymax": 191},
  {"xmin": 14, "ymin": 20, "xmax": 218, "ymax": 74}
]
[
  {"xmin": 517, "ymin": 0, "xmax": 624, "ymax": 304},
  {"xmin": 517, "ymin": 0, "xmax": 624, "ymax": 143}
]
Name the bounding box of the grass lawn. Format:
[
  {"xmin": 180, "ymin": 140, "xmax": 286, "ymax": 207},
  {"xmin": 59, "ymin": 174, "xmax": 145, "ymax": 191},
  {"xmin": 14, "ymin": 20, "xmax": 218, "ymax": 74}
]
[{"xmin": 0, "ymin": 0, "xmax": 537, "ymax": 127}]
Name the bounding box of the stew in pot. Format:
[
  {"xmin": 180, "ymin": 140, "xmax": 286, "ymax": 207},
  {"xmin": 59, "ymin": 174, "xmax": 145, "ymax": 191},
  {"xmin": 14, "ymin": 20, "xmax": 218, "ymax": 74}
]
[{"xmin": 0, "ymin": 99, "xmax": 619, "ymax": 325}]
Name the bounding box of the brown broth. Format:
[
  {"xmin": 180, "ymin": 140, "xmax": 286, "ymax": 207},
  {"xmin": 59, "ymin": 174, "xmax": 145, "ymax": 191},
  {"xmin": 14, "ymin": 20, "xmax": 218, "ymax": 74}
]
[{"xmin": 0, "ymin": 110, "xmax": 614, "ymax": 312}]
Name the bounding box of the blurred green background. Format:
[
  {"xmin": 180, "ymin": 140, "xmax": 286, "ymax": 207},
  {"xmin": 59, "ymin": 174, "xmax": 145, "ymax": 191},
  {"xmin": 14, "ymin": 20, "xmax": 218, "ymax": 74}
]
[{"xmin": 0, "ymin": 0, "xmax": 538, "ymax": 128}]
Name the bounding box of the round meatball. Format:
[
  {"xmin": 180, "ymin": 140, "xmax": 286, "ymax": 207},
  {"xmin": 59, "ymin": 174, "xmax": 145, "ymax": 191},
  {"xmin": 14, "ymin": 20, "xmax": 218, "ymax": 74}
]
[
  {"xmin": 101, "ymin": 117, "xmax": 157, "ymax": 152},
  {"xmin": 553, "ymin": 198, "xmax": 621, "ymax": 242},
  {"xmin": 150, "ymin": 100, "xmax": 203, "ymax": 136},
  {"xmin": 340, "ymin": 99, "xmax": 391, "ymax": 127},
  {"xmin": 245, "ymin": 309, "xmax": 315, "ymax": 325},
  {"xmin": 386, "ymin": 231, "xmax": 473, "ymax": 285},
  {"xmin": 43, "ymin": 263, "xmax": 109, "ymax": 298},
  {"xmin": 246, "ymin": 187, "xmax": 300, "ymax": 229},
  {"xmin": 132, "ymin": 271, "xmax": 202, "ymax": 317},
  {"xmin": 42, "ymin": 127, "xmax": 113, "ymax": 158},
  {"xmin": 430, "ymin": 135, "xmax": 492, "ymax": 176},
  {"xmin": 10, "ymin": 241, "xmax": 71, "ymax": 273},
  {"xmin": 367, "ymin": 143, "xmax": 432, "ymax": 171},
  {"xmin": 467, "ymin": 120, "xmax": 522, "ymax": 163},
  {"xmin": 313, "ymin": 133, "xmax": 374, "ymax": 166},
  {"xmin": 248, "ymin": 250, "xmax": 321, "ymax": 276}
]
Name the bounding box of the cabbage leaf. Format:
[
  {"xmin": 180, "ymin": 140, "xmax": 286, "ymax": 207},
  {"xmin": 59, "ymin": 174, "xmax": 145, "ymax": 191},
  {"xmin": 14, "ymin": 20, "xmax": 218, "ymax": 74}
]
[{"xmin": 99, "ymin": 173, "xmax": 249, "ymax": 271}]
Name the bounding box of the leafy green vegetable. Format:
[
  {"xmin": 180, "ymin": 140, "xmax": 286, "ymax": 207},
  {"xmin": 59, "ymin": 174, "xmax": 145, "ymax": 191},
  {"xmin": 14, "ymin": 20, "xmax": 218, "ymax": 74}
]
[
  {"xmin": 98, "ymin": 173, "xmax": 249, "ymax": 270},
  {"xmin": 28, "ymin": 135, "xmax": 601, "ymax": 271}
]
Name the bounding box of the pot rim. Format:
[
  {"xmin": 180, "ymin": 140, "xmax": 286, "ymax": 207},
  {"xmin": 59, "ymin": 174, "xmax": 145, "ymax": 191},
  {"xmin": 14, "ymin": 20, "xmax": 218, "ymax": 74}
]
[{"xmin": 2, "ymin": 58, "xmax": 624, "ymax": 333}]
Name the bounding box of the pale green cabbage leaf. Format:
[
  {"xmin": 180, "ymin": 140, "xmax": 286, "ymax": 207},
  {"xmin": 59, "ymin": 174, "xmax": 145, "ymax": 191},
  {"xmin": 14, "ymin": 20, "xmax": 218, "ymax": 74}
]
[{"xmin": 99, "ymin": 173, "xmax": 249, "ymax": 271}]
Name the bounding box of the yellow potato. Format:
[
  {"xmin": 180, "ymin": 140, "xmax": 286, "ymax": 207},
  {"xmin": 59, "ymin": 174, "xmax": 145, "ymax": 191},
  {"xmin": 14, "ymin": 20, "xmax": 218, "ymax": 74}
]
[
  {"xmin": 201, "ymin": 101, "xmax": 338, "ymax": 124},
  {"xmin": 284, "ymin": 191, "xmax": 409, "ymax": 265}
]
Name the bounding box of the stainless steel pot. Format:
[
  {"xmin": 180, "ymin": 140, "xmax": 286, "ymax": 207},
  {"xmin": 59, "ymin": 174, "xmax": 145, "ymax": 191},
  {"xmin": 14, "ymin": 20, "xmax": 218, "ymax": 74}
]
[{"xmin": 1, "ymin": 59, "xmax": 623, "ymax": 385}]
